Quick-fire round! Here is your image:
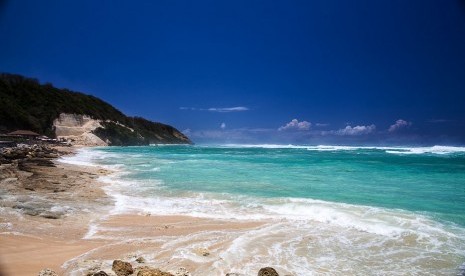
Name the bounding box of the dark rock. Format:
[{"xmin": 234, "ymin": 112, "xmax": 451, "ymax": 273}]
[
  {"xmin": 13, "ymin": 202, "xmax": 51, "ymax": 217},
  {"xmin": 39, "ymin": 211, "xmax": 62, "ymax": 219},
  {"xmin": 22, "ymin": 208, "xmax": 40, "ymax": 216},
  {"xmin": 112, "ymin": 260, "xmax": 134, "ymax": 276},
  {"xmin": 136, "ymin": 256, "xmax": 146, "ymax": 263},
  {"xmin": 258, "ymin": 267, "xmax": 279, "ymax": 276},
  {"xmin": 0, "ymin": 157, "xmax": 12, "ymax": 164},
  {"xmin": 33, "ymin": 158, "xmax": 56, "ymax": 167}
]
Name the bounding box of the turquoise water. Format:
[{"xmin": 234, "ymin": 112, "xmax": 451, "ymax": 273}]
[
  {"xmin": 93, "ymin": 145, "xmax": 465, "ymax": 226},
  {"xmin": 62, "ymin": 144, "xmax": 465, "ymax": 275}
]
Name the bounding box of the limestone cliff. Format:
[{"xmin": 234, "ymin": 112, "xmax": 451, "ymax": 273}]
[{"xmin": 53, "ymin": 114, "xmax": 107, "ymax": 146}]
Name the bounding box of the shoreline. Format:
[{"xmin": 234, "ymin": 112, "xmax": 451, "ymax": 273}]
[
  {"xmin": 1, "ymin": 144, "xmax": 464, "ymax": 275},
  {"xmin": 0, "ymin": 145, "xmax": 268, "ymax": 276},
  {"xmin": 0, "ymin": 145, "xmax": 112, "ymax": 275}
]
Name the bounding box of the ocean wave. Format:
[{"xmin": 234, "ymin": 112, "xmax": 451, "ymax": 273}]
[
  {"xmin": 308, "ymin": 145, "xmax": 465, "ymax": 155},
  {"xmin": 97, "ymin": 171, "xmax": 464, "ymax": 240},
  {"xmin": 63, "ymin": 147, "xmax": 465, "ymax": 238},
  {"xmin": 218, "ymin": 144, "xmax": 465, "ymax": 155},
  {"xmin": 219, "ymin": 144, "xmax": 313, "ymax": 149},
  {"xmin": 384, "ymin": 145, "xmax": 465, "ymax": 155},
  {"xmin": 58, "ymin": 148, "xmax": 128, "ymax": 170},
  {"xmin": 90, "ymin": 173, "xmax": 465, "ymax": 276},
  {"xmin": 57, "ymin": 148, "xmax": 101, "ymax": 167}
]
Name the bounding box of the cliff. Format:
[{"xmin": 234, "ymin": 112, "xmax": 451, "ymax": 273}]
[
  {"xmin": 0, "ymin": 73, "xmax": 192, "ymax": 146},
  {"xmin": 53, "ymin": 113, "xmax": 107, "ymax": 146}
]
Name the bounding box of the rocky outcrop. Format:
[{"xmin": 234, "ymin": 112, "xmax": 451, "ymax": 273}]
[
  {"xmin": 0, "ymin": 143, "xmax": 116, "ymax": 226},
  {"xmin": 258, "ymin": 267, "xmax": 279, "ymax": 276},
  {"xmin": 112, "ymin": 260, "xmax": 134, "ymax": 276},
  {"xmin": 0, "ymin": 144, "xmax": 75, "ymax": 219},
  {"xmin": 1, "ymin": 144, "xmax": 58, "ymax": 166}
]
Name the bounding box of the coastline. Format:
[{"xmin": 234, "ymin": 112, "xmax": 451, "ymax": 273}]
[
  {"xmin": 0, "ymin": 145, "xmax": 265, "ymax": 276},
  {"xmin": 1, "ymin": 144, "xmax": 464, "ymax": 275}
]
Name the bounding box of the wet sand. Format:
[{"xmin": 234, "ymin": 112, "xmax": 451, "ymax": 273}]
[
  {"xmin": 0, "ymin": 235, "xmax": 103, "ymax": 275},
  {"xmin": 0, "ymin": 214, "xmax": 263, "ymax": 275}
]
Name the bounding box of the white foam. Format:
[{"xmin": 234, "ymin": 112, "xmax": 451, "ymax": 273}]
[
  {"xmin": 220, "ymin": 144, "xmax": 310, "ymax": 149},
  {"xmin": 97, "ymin": 174, "xmax": 464, "ymax": 241},
  {"xmin": 83, "ymin": 223, "xmax": 100, "ymax": 239},
  {"xmin": 50, "ymin": 205, "xmax": 73, "ymax": 213},
  {"xmin": 58, "ymin": 148, "xmax": 101, "ymax": 166},
  {"xmin": 219, "ymin": 144, "xmax": 382, "ymax": 150},
  {"xmin": 384, "ymin": 145, "xmax": 465, "ymax": 155},
  {"xmin": 214, "ymin": 144, "xmax": 465, "ymax": 155},
  {"xmin": 307, "ymin": 145, "xmax": 465, "ymax": 155}
]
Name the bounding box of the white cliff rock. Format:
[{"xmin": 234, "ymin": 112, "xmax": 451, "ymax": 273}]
[{"xmin": 53, "ymin": 113, "xmax": 107, "ymax": 146}]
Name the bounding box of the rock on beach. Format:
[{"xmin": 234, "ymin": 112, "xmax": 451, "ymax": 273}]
[
  {"xmin": 112, "ymin": 260, "xmax": 134, "ymax": 276},
  {"xmin": 258, "ymin": 267, "xmax": 279, "ymax": 276}
]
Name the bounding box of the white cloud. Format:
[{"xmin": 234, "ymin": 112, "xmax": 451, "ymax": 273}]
[
  {"xmin": 388, "ymin": 119, "xmax": 411, "ymax": 132},
  {"xmin": 220, "ymin": 122, "xmax": 226, "ymax": 129},
  {"xmin": 336, "ymin": 124, "xmax": 376, "ymax": 135},
  {"xmin": 180, "ymin": 106, "xmax": 249, "ymax": 112},
  {"xmin": 315, "ymin": 123, "xmax": 329, "ymax": 127},
  {"xmin": 182, "ymin": 128, "xmax": 191, "ymax": 135},
  {"xmin": 208, "ymin": 107, "xmax": 249, "ymax": 112},
  {"xmin": 278, "ymin": 119, "xmax": 311, "ymax": 131}
]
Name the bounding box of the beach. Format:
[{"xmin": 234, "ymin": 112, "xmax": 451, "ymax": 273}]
[
  {"xmin": 0, "ymin": 146, "xmax": 265, "ymax": 275},
  {"xmin": 0, "ymin": 146, "xmax": 108, "ymax": 275},
  {"xmin": 1, "ymin": 144, "xmax": 465, "ymax": 275}
]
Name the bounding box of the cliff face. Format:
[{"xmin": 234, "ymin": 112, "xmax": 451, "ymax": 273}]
[
  {"xmin": 53, "ymin": 113, "xmax": 107, "ymax": 146},
  {"xmin": 0, "ymin": 73, "xmax": 192, "ymax": 145}
]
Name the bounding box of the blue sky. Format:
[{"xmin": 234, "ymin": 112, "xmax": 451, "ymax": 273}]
[{"xmin": 1, "ymin": 0, "xmax": 465, "ymax": 144}]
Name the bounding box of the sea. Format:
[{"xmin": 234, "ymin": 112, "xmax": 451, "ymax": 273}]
[{"xmin": 61, "ymin": 144, "xmax": 465, "ymax": 275}]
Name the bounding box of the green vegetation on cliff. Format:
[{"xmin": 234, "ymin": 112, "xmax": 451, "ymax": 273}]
[{"xmin": 0, "ymin": 73, "xmax": 191, "ymax": 145}]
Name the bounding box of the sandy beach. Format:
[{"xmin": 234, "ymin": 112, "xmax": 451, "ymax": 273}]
[
  {"xmin": 2, "ymin": 145, "xmax": 464, "ymax": 276},
  {"xmin": 0, "ymin": 146, "xmax": 265, "ymax": 276}
]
